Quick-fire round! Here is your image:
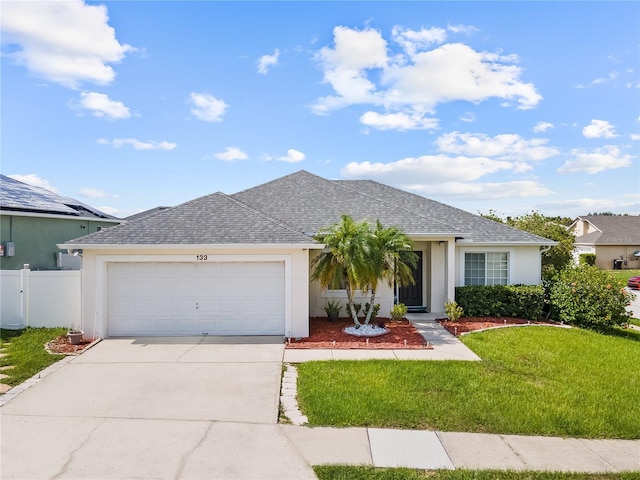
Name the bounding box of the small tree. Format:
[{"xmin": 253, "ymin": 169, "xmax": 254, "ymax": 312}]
[
  {"xmin": 311, "ymin": 215, "xmax": 417, "ymax": 327},
  {"xmin": 311, "ymin": 215, "xmax": 373, "ymax": 325},
  {"xmin": 549, "ymin": 265, "xmax": 632, "ymax": 330}
]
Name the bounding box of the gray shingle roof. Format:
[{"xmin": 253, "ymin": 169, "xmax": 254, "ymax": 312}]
[
  {"xmin": 233, "ymin": 171, "xmax": 554, "ymax": 244},
  {"xmin": 232, "ymin": 171, "xmax": 468, "ymax": 237},
  {"xmin": 64, "ymin": 192, "xmax": 314, "ymax": 245},
  {"xmin": 63, "ymin": 170, "xmax": 556, "ymax": 247},
  {"xmin": 0, "ymin": 174, "xmax": 117, "ymax": 220},
  {"xmin": 337, "ymin": 179, "xmax": 555, "ymax": 244},
  {"xmin": 573, "ymin": 215, "xmax": 640, "ymax": 245}
]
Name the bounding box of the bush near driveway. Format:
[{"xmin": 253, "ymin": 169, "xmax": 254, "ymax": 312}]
[
  {"xmin": 0, "ymin": 327, "xmax": 66, "ymax": 386},
  {"xmin": 297, "ymin": 328, "xmax": 640, "ymax": 439},
  {"xmin": 549, "ymin": 265, "xmax": 631, "ymax": 330}
]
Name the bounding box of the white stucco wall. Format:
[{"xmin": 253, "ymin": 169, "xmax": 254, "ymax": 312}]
[
  {"xmin": 78, "ymin": 246, "xmax": 311, "ymax": 339},
  {"xmin": 456, "ymin": 245, "xmax": 542, "ymax": 286}
]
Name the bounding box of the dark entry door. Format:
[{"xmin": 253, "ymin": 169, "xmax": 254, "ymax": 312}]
[{"xmin": 398, "ymin": 251, "xmax": 423, "ymax": 307}]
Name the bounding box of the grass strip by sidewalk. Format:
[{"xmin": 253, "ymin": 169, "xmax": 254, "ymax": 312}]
[
  {"xmin": 0, "ymin": 327, "xmax": 67, "ymax": 386},
  {"xmin": 313, "ymin": 466, "xmax": 639, "ymax": 480},
  {"xmin": 297, "ymin": 327, "xmax": 640, "ymax": 439}
]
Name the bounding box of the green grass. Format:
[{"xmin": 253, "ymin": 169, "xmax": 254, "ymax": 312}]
[
  {"xmin": 0, "ymin": 327, "xmax": 67, "ymax": 386},
  {"xmin": 313, "ymin": 467, "xmax": 639, "ymax": 480},
  {"xmin": 297, "ymin": 328, "xmax": 640, "ymax": 439},
  {"xmin": 629, "ymin": 318, "xmax": 640, "ymax": 327},
  {"xmin": 609, "ymin": 269, "xmax": 640, "ymax": 283}
]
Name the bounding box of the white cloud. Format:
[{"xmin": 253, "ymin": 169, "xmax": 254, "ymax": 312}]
[
  {"xmin": 7, "ymin": 174, "xmax": 59, "ymax": 193},
  {"xmin": 277, "ymin": 149, "xmax": 306, "ymax": 163},
  {"xmin": 341, "ymin": 155, "xmax": 515, "ymax": 184},
  {"xmin": 79, "ymin": 187, "xmax": 107, "ymax": 198},
  {"xmin": 391, "ymin": 26, "xmax": 447, "ymax": 56},
  {"xmin": 557, "ymin": 146, "xmax": 632, "ymax": 174},
  {"xmin": 1, "ymin": 0, "xmax": 132, "ymax": 88},
  {"xmin": 98, "ymin": 138, "xmax": 177, "ymax": 150},
  {"xmin": 409, "ymin": 180, "xmax": 552, "ymax": 199},
  {"xmin": 73, "ymin": 92, "xmax": 130, "ymax": 119},
  {"xmin": 446, "ymin": 23, "xmax": 479, "ymax": 35},
  {"xmin": 312, "ymin": 27, "xmax": 542, "ymax": 118},
  {"xmin": 537, "ymin": 196, "xmax": 640, "ymax": 216},
  {"xmin": 360, "ymin": 111, "xmax": 439, "ymax": 131},
  {"xmin": 460, "ymin": 112, "xmax": 476, "ymax": 123},
  {"xmin": 631, "ymin": 133, "xmax": 640, "ymax": 141},
  {"xmin": 214, "ymin": 147, "xmax": 248, "ymax": 162},
  {"xmin": 96, "ymin": 206, "xmax": 120, "ymax": 216},
  {"xmin": 436, "ymin": 132, "xmax": 559, "ymax": 161},
  {"xmin": 190, "ymin": 92, "xmax": 228, "ymax": 122},
  {"xmin": 582, "ymin": 119, "xmax": 617, "ymax": 138},
  {"xmin": 257, "ymin": 49, "xmax": 280, "ymax": 74},
  {"xmin": 533, "ymin": 121, "xmax": 554, "ymax": 133}
]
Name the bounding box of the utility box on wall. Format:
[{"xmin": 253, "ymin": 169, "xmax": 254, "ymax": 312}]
[{"xmin": 3, "ymin": 241, "xmax": 15, "ymax": 257}]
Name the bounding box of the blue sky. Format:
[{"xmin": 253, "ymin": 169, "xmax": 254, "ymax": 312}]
[{"xmin": 2, "ymin": 1, "xmax": 639, "ymax": 219}]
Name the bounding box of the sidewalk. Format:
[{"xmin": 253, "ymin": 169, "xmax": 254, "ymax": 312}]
[
  {"xmin": 283, "ymin": 313, "xmax": 482, "ymax": 363},
  {"xmin": 281, "ymin": 316, "xmax": 639, "ymax": 473},
  {"xmin": 280, "ymin": 425, "xmax": 640, "ymax": 473}
]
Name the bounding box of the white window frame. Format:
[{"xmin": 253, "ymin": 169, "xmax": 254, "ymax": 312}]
[{"xmin": 463, "ymin": 251, "xmax": 510, "ymax": 286}]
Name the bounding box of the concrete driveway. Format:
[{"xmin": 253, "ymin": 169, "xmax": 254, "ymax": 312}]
[{"xmin": 1, "ymin": 337, "xmax": 316, "ymax": 479}]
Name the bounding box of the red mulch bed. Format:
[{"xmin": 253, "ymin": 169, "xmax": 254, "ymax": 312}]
[
  {"xmin": 286, "ymin": 317, "xmax": 431, "ymax": 349},
  {"xmin": 45, "ymin": 335, "xmax": 95, "ymax": 355},
  {"xmin": 438, "ymin": 317, "xmax": 555, "ymax": 336}
]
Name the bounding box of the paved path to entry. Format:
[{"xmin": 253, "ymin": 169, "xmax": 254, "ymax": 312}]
[{"xmin": 1, "ymin": 337, "xmax": 316, "ymax": 480}]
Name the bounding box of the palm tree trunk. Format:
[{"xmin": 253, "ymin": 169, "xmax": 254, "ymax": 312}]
[
  {"xmin": 364, "ymin": 289, "xmax": 377, "ymax": 325},
  {"xmin": 344, "ymin": 280, "xmax": 361, "ymax": 326}
]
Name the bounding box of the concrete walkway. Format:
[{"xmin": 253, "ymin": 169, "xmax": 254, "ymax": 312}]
[
  {"xmin": 283, "ymin": 313, "xmax": 482, "ymax": 363},
  {"xmin": 2, "ymin": 323, "xmax": 638, "ymax": 477},
  {"xmin": 282, "ymin": 425, "xmax": 640, "ymax": 473}
]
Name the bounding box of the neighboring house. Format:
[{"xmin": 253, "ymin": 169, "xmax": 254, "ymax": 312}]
[
  {"xmin": 0, "ymin": 174, "xmax": 120, "ymax": 270},
  {"xmin": 569, "ymin": 215, "xmax": 640, "ymax": 270},
  {"xmin": 60, "ymin": 170, "xmax": 555, "ymax": 339}
]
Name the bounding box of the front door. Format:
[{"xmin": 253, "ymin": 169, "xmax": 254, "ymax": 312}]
[{"xmin": 398, "ymin": 251, "xmax": 423, "ymax": 307}]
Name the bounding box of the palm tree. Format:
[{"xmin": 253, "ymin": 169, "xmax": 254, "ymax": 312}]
[
  {"xmin": 311, "ymin": 215, "xmax": 417, "ymax": 327},
  {"xmin": 361, "ymin": 221, "xmax": 418, "ymax": 324},
  {"xmin": 311, "ymin": 215, "xmax": 373, "ymax": 325}
]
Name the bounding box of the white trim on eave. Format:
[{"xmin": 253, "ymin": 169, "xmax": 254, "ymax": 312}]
[
  {"xmin": 57, "ymin": 242, "xmax": 323, "ymax": 251},
  {"xmin": 455, "ymin": 239, "xmax": 558, "ymax": 247}
]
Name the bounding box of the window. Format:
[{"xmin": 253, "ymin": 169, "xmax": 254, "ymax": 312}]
[{"xmin": 464, "ymin": 252, "xmax": 508, "ymax": 286}]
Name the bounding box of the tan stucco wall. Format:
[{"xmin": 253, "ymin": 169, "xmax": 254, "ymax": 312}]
[
  {"xmin": 590, "ymin": 245, "xmax": 640, "ymax": 270},
  {"xmin": 78, "ymin": 246, "xmax": 311, "ymax": 339}
]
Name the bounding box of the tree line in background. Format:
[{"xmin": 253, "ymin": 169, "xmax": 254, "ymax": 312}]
[{"xmin": 480, "ymin": 211, "xmax": 633, "ymax": 330}]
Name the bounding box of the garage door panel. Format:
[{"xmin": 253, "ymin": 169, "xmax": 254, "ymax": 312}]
[{"xmin": 107, "ymin": 262, "xmax": 285, "ymax": 336}]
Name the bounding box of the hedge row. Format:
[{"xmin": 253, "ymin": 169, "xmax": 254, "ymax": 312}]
[{"xmin": 455, "ymin": 284, "xmax": 545, "ymax": 320}]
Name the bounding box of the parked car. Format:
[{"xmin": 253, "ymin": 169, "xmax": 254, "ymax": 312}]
[{"xmin": 628, "ymin": 276, "xmax": 640, "ymax": 290}]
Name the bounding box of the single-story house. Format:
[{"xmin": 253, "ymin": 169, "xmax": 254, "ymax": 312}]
[
  {"xmin": 60, "ymin": 170, "xmax": 555, "ymax": 339},
  {"xmin": 569, "ymin": 215, "xmax": 640, "ymax": 270},
  {"xmin": 0, "ymin": 174, "xmax": 120, "ymax": 270}
]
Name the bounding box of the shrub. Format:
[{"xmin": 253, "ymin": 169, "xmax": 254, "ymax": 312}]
[
  {"xmin": 444, "ymin": 300, "xmax": 464, "ymax": 322},
  {"xmin": 579, "ymin": 253, "xmax": 596, "ymax": 266},
  {"xmin": 364, "ymin": 302, "xmax": 380, "ymax": 320},
  {"xmin": 455, "ymin": 285, "xmax": 545, "ymax": 320},
  {"xmin": 390, "ymin": 303, "xmax": 408, "ymax": 321},
  {"xmin": 549, "ymin": 265, "xmax": 631, "ymax": 330}
]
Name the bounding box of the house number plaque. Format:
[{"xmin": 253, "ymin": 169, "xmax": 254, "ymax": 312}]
[{"xmin": 195, "ymin": 254, "xmax": 208, "ymax": 261}]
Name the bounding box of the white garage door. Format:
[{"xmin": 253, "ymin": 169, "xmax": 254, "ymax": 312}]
[{"xmin": 107, "ymin": 262, "xmax": 285, "ymax": 336}]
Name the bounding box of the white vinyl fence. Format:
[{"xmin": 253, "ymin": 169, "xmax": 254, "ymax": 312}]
[{"xmin": 0, "ymin": 267, "xmax": 80, "ymax": 330}]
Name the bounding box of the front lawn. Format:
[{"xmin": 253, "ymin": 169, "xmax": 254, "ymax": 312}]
[
  {"xmin": 0, "ymin": 327, "xmax": 66, "ymax": 386},
  {"xmin": 297, "ymin": 327, "xmax": 640, "ymax": 439},
  {"xmin": 314, "ymin": 467, "xmax": 639, "ymax": 480},
  {"xmin": 609, "ymin": 269, "xmax": 640, "ymax": 284}
]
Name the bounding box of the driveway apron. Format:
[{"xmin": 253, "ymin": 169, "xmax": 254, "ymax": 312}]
[{"xmin": 1, "ymin": 337, "xmax": 316, "ymax": 479}]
